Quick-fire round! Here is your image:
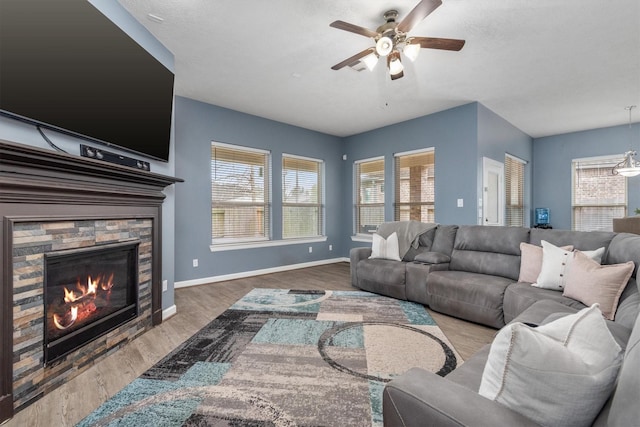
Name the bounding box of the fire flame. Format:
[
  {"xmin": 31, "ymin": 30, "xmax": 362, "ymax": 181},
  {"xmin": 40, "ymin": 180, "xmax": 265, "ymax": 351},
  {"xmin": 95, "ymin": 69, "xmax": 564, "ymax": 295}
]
[{"xmin": 54, "ymin": 274, "xmax": 115, "ymax": 331}]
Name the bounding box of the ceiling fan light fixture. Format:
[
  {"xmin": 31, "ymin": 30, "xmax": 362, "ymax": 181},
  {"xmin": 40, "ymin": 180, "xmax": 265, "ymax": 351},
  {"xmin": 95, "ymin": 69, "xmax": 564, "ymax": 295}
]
[
  {"xmin": 388, "ymin": 51, "xmax": 404, "ymax": 76},
  {"xmin": 361, "ymin": 52, "xmax": 379, "ymax": 71},
  {"xmin": 403, "ymin": 42, "xmax": 421, "ymax": 62},
  {"xmin": 376, "ymin": 36, "xmax": 393, "ymax": 56}
]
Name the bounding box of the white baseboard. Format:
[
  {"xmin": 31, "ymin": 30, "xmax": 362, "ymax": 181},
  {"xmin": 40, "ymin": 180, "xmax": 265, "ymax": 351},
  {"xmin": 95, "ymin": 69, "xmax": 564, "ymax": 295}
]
[
  {"xmin": 162, "ymin": 304, "xmax": 177, "ymax": 320},
  {"xmin": 175, "ymin": 257, "xmax": 350, "ymax": 289}
]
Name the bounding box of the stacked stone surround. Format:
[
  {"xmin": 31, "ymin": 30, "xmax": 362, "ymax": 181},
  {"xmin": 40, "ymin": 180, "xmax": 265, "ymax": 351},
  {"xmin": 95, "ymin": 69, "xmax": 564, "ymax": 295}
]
[{"xmin": 11, "ymin": 218, "xmax": 154, "ymax": 411}]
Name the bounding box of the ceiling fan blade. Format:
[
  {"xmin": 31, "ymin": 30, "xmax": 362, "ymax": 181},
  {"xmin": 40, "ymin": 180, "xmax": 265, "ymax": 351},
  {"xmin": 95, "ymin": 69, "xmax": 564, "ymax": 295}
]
[
  {"xmin": 412, "ymin": 36, "xmax": 465, "ymax": 51},
  {"xmin": 331, "ymin": 48, "xmax": 375, "ymax": 70},
  {"xmin": 397, "ymin": 0, "xmax": 443, "ymax": 33},
  {"xmin": 330, "ymin": 20, "xmax": 379, "ymax": 39}
]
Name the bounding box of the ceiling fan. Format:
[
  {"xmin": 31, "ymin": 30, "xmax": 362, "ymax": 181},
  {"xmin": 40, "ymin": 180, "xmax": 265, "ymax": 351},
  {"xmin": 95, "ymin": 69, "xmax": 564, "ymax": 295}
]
[{"xmin": 330, "ymin": 0, "xmax": 465, "ymax": 80}]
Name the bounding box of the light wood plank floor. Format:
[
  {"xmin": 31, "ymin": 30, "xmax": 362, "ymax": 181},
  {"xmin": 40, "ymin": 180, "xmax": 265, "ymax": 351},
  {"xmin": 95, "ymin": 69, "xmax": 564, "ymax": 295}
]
[{"xmin": 4, "ymin": 262, "xmax": 495, "ymax": 427}]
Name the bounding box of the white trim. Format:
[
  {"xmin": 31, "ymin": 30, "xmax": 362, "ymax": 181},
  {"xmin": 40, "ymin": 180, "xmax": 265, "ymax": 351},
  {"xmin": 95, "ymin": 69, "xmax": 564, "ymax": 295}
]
[
  {"xmin": 354, "ymin": 155, "xmax": 384, "ymax": 164},
  {"xmin": 394, "ymin": 147, "xmax": 435, "ymax": 157},
  {"xmin": 572, "ymin": 154, "xmax": 624, "ymax": 165},
  {"xmin": 282, "ymin": 153, "xmax": 324, "ymax": 163},
  {"xmin": 505, "ymin": 153, "xmax": 528, "ymax": 164},
  {"xmin": 351, "ymin": 234, "xmax": 373, "ymax": 242},
  {"xmin": 175, "ymin": 257, "xmax": 349, "ymax": 289},
  {"xmin": 210, "ymin": 236, "xmax": 327, "ymax": 252},
  {"xmin": 211, "ymin": 140, "xmax": 270, "ymax": 154},
  {"xmin": 162, "ymin": 304, "xmax": 177, "ymax": 320}
]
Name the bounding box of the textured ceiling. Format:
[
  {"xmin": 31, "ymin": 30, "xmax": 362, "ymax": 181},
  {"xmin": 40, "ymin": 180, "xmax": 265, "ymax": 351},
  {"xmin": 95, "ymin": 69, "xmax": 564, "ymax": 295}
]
[{"xmin": 118, "ymin": 0, "xmax": 640, "ymax": 138}]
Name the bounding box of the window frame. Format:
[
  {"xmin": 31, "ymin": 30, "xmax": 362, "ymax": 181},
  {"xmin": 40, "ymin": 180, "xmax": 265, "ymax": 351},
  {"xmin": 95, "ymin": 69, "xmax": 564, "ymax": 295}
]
[
  {"xmin": 353, "ymin": 156, "xmax": 385, "ymax": 239},
  {"xmin": 281, "ymin": 153, "xmax": 325, "ymax": 240},
  {"xmin": 393, "ymin": 147, "xmax": 435, "ymax": 223},
  {"xmin": 571, "ymin": 154, "xmax": 628, "ymax": 232}
]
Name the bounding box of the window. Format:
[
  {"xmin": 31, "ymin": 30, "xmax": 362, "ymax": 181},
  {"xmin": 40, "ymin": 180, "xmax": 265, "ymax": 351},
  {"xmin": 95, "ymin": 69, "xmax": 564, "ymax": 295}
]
[
  {"xmin": 282, "ymin": 155, "xmax": 324, "ymax": 238},
  {"xmin": 355, "ymin": 157, "xmax": 385, "ymax": 234},
  {"xmin": 394, "ymin": 149, "xmax": 435, "ymax": 222},
  {"xmin": 211, "ymin": 142, "xmax": 271, "ymax": 244},
  {"xmin": 505, "ymin": 154, "xmax": 525, "ymax": 227},
  {"xmin": 572, "ymin": 156, "xmax": 627, "ymax": 231}
]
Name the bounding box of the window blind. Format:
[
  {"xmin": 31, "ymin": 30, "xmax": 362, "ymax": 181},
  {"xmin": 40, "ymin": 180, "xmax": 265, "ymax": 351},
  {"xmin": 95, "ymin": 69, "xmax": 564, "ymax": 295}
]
[
  {"xmin": 211, "ymin": 143, "xmax": 271, "ymax": 243},
  {"xmin": 355, "ymin": 158, "xmax": 385, "ymax": 234},
  {"xmin": 505, "ymin": 155, "xmax": 525, "ymax": 227},
  {"xmin": 282, "ymin": 155, "xmax": 323, "ymax": 238},
  {"xmin": 394, "ymin": 150, "xmax": 435, "ymax": 222},
  {"xmin": 572, "ymin": 156, "xmax": 627, "ymax": 231}
]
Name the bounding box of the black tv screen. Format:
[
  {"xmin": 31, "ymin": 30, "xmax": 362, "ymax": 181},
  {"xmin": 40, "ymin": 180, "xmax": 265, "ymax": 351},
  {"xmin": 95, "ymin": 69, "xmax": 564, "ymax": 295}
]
[{"xmin": 0, "ymin": 0, "xmax": 175, "ymax": 162}]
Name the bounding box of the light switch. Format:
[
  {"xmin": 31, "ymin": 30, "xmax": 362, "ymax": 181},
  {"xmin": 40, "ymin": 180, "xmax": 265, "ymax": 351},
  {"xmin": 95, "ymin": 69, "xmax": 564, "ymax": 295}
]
[{"xmin": 457, "ymin": 198, "xmax": 464, "ymax": 208}]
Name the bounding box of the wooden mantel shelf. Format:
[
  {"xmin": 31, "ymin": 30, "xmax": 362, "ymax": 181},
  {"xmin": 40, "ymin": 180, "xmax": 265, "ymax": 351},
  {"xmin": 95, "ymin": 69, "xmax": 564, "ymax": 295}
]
[{"xmin": 0, "ymin": 139, "xmax": 183, "ymax": 205}]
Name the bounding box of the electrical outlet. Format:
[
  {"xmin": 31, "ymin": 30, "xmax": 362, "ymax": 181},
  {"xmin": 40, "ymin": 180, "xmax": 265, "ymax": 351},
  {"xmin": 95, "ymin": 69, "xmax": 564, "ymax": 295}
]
[
  {"xmin": 329, "ymin": 244, "xmax": 333, "ymax": 251},
  {"xmin": 192, "ymin": 259, "xmax": 199, "ymax": 267},
  {"xmin": 308, "ymin": 246, "xmax": 313, "ymax": 253},
  {"xmin": 162, "ymin": 280, "xmax": 168, "ymax": 292}
]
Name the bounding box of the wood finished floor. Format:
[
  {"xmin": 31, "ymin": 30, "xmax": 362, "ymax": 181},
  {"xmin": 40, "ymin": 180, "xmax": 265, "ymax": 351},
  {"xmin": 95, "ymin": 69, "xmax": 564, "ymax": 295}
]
[{"xmin": 4, "ymin": 262, "xmax": 496, "ymax": 427}]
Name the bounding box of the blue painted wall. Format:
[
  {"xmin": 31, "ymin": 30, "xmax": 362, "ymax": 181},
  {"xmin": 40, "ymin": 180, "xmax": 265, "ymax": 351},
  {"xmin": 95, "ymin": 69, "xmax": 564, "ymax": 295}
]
[
  {"xmin": 533, "ymin": 123, "xmax": 640, "ymax": 230},
  {"xmin": 0, "ymin": 1, "xmax": 179, "ymax": 310},
  {"xmin": 477, "ymin": 103, "xmax": 534, "ymax": 226},
  {"xmin": 342, "ymin": 103, "xmax": 479, "ymax": 252},
  {"xmin": 173, "ymin": 97, "xmax": 344, "ymax": 282}
]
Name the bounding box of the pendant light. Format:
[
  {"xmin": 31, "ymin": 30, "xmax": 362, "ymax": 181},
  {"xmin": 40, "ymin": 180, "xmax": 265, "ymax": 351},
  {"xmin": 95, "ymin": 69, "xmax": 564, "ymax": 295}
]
[{"xmin": 613, "ymin": 106, "xmax": 640, "ymax": 177}]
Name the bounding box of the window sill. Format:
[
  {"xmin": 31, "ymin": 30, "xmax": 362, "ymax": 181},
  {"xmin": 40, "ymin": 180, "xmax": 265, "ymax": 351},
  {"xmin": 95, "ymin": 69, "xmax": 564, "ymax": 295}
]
[
  {"xmin": 351, "ymin": 234, "xmax": 373, "ymax": 243},
  {"xmin": 210, "ymin": 236, "xmax": 328, "ymax": 252}
]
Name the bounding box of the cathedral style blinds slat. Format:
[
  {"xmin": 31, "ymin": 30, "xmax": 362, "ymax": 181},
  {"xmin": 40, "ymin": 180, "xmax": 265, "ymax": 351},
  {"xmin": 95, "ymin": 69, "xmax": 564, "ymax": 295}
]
[
  {"xmin": 211, "ymin": 143, "xmax": 271, "ymax": 244},
  {"xmin": 505, "ymin": 155, "xmax": 525, "ymax": 227},
  {"xmin": 572, "ymin": 156, "xmax": 627, "ymax": 232},
  {"xmin": 282, "ymin": 155, "xmax": 324, "ymax": 238},
  {"xmin": 394, "ymin": 150, "xmax": 435, "ymax": 223},
  {"xmin": 355, "ymin": 158, "xmax": 385, "ymax": 234}
]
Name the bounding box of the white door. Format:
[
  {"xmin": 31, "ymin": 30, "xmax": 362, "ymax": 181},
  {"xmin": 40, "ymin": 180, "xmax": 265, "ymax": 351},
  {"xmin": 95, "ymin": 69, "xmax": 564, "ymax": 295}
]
[{"xmin": 482, "ymin": 157, "xmax": 505, "ymax": 226}]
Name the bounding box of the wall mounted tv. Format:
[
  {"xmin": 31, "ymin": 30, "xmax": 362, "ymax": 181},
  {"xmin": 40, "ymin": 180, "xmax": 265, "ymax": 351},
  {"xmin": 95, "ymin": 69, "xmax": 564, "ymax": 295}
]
[{"xmin": 0, "ymin": 0, "xmax": 175, "ymax": 162}]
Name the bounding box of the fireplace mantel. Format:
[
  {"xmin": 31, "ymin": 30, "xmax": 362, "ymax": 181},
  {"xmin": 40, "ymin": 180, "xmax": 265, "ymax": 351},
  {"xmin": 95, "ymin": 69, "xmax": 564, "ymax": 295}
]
[{"xmin": 0, "ymin": 139, "xmax": 183, "ymax": 423}]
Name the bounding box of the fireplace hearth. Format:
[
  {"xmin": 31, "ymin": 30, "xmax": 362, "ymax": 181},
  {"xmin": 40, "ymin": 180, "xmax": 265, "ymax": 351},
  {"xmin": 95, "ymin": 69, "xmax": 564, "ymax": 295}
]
[{"xmin": 44, "ymin": 242, "xmax": 139, "ymax": 364}]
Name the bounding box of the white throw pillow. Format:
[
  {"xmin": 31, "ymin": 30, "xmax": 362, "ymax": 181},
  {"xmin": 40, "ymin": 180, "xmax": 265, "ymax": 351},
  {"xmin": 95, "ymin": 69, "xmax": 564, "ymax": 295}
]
[
  {"xmin": 479, "ymin": 305, "xmax": 623, "ymax": 427},
  {"xmin": 369, "ymin": 232, "xmax": 401, "ymax": 261},
  {"xmin": 534, "ymin": 240, "xmax": 605, "ymax": 290}
]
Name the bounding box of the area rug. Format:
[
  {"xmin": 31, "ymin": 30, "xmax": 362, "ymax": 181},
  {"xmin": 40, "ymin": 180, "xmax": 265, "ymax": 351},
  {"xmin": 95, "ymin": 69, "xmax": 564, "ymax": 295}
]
[{"xmin": 77, "ymin": 289, "xmax": 462, "ymax": 427}]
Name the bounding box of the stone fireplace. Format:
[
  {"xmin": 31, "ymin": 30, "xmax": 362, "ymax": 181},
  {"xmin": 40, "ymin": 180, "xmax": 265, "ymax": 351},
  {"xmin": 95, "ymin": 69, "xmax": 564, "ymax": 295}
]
[{"xmin": 0, "ymin": 140, "xmax": 181, "ymax": 423}]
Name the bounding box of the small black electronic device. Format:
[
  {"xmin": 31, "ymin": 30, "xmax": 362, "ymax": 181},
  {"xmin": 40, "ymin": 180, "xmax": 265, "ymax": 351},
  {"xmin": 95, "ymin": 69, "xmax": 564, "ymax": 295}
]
[{"xmin": 80, "ymin": 144, "xmax": 150, "ymax": 171}]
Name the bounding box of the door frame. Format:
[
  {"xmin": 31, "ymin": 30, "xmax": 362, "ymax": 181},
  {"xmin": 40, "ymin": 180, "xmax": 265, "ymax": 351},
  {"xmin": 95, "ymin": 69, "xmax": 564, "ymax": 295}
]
[{"xmin": 482, "ymin": 157, "xmax": 505, "ymax": 226}]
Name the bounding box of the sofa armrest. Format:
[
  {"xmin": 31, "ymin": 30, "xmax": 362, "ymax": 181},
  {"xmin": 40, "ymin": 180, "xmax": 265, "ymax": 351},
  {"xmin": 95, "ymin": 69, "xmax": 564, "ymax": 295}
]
[
  {"xmin": 350, "ymin": 247, "xmax": 372, "ymax": 287},
  {"xmin": 383, "ymin": 368, "xmax": 540, "ymax": 427}
]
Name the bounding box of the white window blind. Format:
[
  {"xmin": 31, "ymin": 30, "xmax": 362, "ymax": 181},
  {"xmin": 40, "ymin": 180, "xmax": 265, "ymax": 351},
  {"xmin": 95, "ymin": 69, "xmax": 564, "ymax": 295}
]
[
  {"xmin": 355, "ymin": 158, "xmax": 385, "ymax": 234},
  {"xmin": 211, "ymin": 143, "xmax": 271, "ymax": 244},
  {"xmin": 394, "ymin": 149, "xmax": 435, "ymax": 222},
  {"xmin": 282, "ymin": 155, "xmax": 324, "ymax": 238},
  {"xmin": 572, "ymin": 156, "xmax": 627, "ymax": 231},
  {"xmin": 505, "ymin": 155, "xmax": 525, "ymax": 227}
]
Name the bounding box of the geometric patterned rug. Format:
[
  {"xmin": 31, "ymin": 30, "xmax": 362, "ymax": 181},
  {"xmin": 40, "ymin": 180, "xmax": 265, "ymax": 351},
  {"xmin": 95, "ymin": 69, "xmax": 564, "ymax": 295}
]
[{"xmin": 76, "ymin": 289, "xmax": 462, "ymax": 427}]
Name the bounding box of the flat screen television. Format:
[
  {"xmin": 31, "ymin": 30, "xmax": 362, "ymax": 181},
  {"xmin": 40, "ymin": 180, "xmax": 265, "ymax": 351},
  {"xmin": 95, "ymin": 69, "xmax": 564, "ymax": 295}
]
[{"xmin": 0, "ymin": 0, "xmax": 175, "ymax": 162}]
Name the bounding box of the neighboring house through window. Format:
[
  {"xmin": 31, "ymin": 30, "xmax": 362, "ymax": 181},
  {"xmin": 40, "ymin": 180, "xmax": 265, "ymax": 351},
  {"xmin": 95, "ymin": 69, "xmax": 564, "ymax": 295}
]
[
  {"xmin": 355, "ymin": 157, "xmax": 385, "ymax": 235},
  {"xmin": 572, "ymin": 155, "xmax": 627, "ymax": 231},
  {"xmin": 505, "ymin": 154, "xmax": 526, "ymax": 227},
  {"xmin": 282, "ymin": 154, "xmax": 324, "ymax": 238},
  {"xmin": 394, "ymin": 148, "xmax": 435, "ymax": 222},
  {"xmin": 211, "ymin": 142, "xmax": 271, "ymax": 245}
]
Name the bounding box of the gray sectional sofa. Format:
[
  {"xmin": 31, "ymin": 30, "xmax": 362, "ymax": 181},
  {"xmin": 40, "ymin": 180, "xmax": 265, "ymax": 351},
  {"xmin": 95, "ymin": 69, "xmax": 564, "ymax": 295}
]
[{"xmin": 349, "ymin": 223, "xmax": 640, "ymax": 426}]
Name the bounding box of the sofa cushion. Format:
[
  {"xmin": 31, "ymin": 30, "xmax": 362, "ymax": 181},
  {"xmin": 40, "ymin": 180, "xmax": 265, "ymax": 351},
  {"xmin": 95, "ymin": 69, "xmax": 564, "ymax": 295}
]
[
  {"xmin": 606, "ymin": 232, "xmax": 640, "ymax": 277},
  {"xmin": 414, "ymin": 252, "xmax": 451, "ymax": 264},
  {"xmin": 427, "ymin": 270, "xmax": 513, "ymax": 328},
  {"xmin": 529, "ymin": 228, "xmax": 615, "ymax": 251},
  {"xmin": 449, "ymin": 226, "xmax": 529, "ymax": 281},
  {"xmin": 563, "ymin": 251, "xmax": 634, "ymax": 320},
  {"xmin": 430, "ymin": 224, "xmax": 458, "ymax": 255},
  {"xmin": 615, "ymin": 279, "xmax": 640, "ymax": 329},
  {"xmin": 503, "ymin": 282, "xmax": 587, "ymax": 324},
  {"xmin": 479, "ymin": 305, "xmax": 624, "ymax": 427}
]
